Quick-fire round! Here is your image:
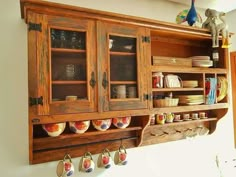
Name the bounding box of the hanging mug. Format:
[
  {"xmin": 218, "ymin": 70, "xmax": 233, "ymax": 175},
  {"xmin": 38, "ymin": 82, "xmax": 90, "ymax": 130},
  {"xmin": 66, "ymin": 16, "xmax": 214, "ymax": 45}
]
[
  {"xmin": 114, "ymin": 145, "xmax": 128, "ymax": 165},
  {"xmin": 165, "ymin": 113, "xmax": 174, "ymax": 123},
  {"xmin": 56, "ymin": 154, "xmax": 75, "ymax": 177},
  {"xmin": 79, "ymin": 152, "xmax": 95, "ymax": 173},
  {"xmin": 156, "ymin": 113, "xmax": 166, "ymax": 124},
  {"xmin": 97, "ymin": 148, "xmax": 113, "ymax": 169}
]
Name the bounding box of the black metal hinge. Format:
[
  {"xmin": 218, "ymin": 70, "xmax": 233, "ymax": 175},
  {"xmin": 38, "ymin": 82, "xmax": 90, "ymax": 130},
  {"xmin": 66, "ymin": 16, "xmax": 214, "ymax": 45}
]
[
  {"xmin": 142, "ymin": 36, "xmax": 150, "ymax": 43},
  {"xmin": 32, "ymin": 118, "xmax": 40, "ymax": 124},
  {"xmin": 143, "ymin": 94, "xmax": 152, "ymax": 101},
  {"xmin": 29, "ymin": 96, "xmax": 43, "ymax": 106},
  {"xmin": 28, "ymin": 22, "xmax": 42, "ymax": 32}
]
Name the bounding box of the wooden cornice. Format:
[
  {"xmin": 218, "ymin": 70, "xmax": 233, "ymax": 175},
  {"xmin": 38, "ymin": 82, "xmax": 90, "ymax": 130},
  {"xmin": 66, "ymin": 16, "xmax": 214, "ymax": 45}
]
[{"xmin": 20, "ymin": 0, "xmax": 213, "ymax": 38}]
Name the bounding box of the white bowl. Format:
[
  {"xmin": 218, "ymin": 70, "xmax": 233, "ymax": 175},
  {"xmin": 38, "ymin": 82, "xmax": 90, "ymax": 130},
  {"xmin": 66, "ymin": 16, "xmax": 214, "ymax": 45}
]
[
  {"xmin": 69, "ymin": 120, "xmax": 90, "ymax": 134},
  {"xmin": 112, "ymin": 116, "xmax": 131, "ymax": 129},
  {"xmin": 182, "ymin": 80, "xmax": 198, "ymax": 88},
  {"xmin": 42, "ymin": 122, "xmax": 66, "ymax": 137},
  {"xmin": 92, "ymin": 119, "xmax": 112, "ymax": 131},
  {"xmin": 109, "ymin": 39, "xmax": 114, "ymax": 49}
]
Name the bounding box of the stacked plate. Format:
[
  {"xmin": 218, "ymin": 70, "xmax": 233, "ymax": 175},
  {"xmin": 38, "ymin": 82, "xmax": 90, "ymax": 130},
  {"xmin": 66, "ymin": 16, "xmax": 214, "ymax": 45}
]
[
  {"xmin": 176, "ymin": 95, "xmax": 204, "ymax": 105},
  {"xmin": 182, "ymin": 80, "xmax": 198, "ymax": 88},
  {"xmin": 217, "ymin": 76, "xmax": 228, "ymax": 102},
  {"xmin": 189, "ymin": 56, "xmax": 213, "ymax": 68}
]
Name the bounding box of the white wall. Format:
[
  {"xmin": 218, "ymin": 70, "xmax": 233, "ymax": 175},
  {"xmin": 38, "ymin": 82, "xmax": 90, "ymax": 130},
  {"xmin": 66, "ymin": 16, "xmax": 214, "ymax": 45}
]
[
  {"xmin": 0, "ymin": 0, "xmax": 235, "ymax": 177},
  {"xmin": 227, "ymin": 9, "xmax": 236, "ymax": 51}
]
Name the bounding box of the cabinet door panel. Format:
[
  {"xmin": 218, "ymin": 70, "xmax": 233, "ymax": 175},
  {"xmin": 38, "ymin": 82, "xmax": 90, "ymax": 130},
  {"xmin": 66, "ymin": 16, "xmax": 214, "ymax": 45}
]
[
  {"xmin": 97, "ymin": 21, "xmax": 148, "ymax": 111},
  {"xmin": 28, "ymin": 14, "xmax": 97, "ymax": 115}
]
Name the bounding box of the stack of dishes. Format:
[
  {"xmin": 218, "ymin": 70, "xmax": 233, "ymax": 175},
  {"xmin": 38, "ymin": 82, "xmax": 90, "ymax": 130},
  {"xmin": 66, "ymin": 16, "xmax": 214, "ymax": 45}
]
[
  {"xmin": 176, "ymin": 95, "xmax": 204, "ymax": 105},
  {"xmin": 189, "ymin": 56, "xmax": 213, "ymax": 68},
  {"xmin": 217, "ymin": 76, "xmax": 228, "ymax": 102},
  {"xmin": 182, "ymin": 80, "xmax": 198, "ymax": 88}
]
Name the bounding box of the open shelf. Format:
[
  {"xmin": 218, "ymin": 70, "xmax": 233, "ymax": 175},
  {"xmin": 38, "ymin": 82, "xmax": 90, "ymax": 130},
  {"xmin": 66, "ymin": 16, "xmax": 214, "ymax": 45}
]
[
  {"xmin": 152, "ymin": 103, "xmax": 229, "ymax": 113},
  {"xmin": 149, "ymin": 117, "xmax": 217, "ymax": 128},
  {"xmin": 151, "ymin": 66, "xmax": 227, "ymax": 74},
  {"xmin": 152, "ymin": 87, "xmax": 204, "ymax": 92}
]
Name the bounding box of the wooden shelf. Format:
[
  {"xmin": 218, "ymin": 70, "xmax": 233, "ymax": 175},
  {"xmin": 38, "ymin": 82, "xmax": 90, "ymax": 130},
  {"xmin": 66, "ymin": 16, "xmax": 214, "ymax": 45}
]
[
  {"xmin": 151, "ymin": 66, "xmax": 227, "ymax": 74},
  {"xmin": 149, "ymin": 117, "xmax": 217, "ymax": 128},
  {"xmin": 110, "ymin": 51, "xmax": 136, "ymax": 56},
  {"xmin": 52, "ymin": 80, "xmax": 87, "ymax": 84},
  {"xmin": 33, "ymin": 126, "xmax": 142, "ymax": 151},
  {"xmin": 152, "ymin": 87, "xmax": 204, "ymax": 92},
  {"xmin": 110, "ymin": 81, "xmax": 137, "ymax": 84},
  {"xmin": 152, "ymin": 103, "xmax": 229, "ymax": 113},
  {"xmin": 51, "ymin": 48, "xmax": 86, "ymax": 53}
]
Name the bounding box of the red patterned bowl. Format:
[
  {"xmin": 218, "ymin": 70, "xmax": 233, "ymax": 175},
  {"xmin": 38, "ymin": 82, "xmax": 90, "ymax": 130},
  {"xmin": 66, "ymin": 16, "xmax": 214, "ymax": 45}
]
[
  {"xmin": 69, "ymin": 120, "xmax": 90, "ymax": 134},
  {"xmin": 42, "ymin": 122, "xmax": 66, "ymax": 137},
  {"xmin": 92, "ymin": 119, "xmax": 112, "ymax": 131},
  {"xmin": 112, "ymin": 116, "xmax": 131, "ymax": 129}
]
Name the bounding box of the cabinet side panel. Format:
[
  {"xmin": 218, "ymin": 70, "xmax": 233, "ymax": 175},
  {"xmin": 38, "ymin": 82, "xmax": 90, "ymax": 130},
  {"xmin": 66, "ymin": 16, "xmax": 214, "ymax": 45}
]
[{"xmin": 27, "ymin": 11, "xmax": 39, "ymax": 163}]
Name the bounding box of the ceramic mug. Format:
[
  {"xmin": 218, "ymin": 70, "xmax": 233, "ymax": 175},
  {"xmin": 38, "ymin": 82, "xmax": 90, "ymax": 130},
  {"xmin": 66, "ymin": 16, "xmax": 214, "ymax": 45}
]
[
  {"xmin": 199, "ymin": 112, "xmax": 207, "ymax": 119},
  {"xmin": 113, "ymin": 85, "xmax": 126, "ymax": 98},
  {"xmin": 65, "ymin": 95, "xmax": 77, "ymax": 101},
  {"xmin": 56, "ymin": 154, "xmax": 75, "ymax": 177},
  {"xmin": 65, "ymin": 64, "xmax": 76, "ymax": 80},
  {"xmin": 174, "ymin": 114, "xmax": 181, "ymax": 121},
  {"xmin": 191, "ymin": 113, "xmax": 199, "ymax": 119},
  {"xmin": 79, "ymin": 152, "xmax": 95, "ymax": 173},
  {"xmin": 156, "ymin": 113, "xmax": 166, "ymax": 124},
  {"xmin": 114, "ymin": 145, "xmax": 128, "ymax": 165},
  {"xmin": 183, "ymin": 113, "xmax": 190, "ymax": 120},
  {"xmin": 97, "ymin": 148, "xmax": 113, "ymax": 169},
  {"xmin": 165, "ymin": 113, "xmax": 174, "ymax": 123},
  {"xmin": 127, "ymin": 86, "xmax": 137, "ymax": 98}
]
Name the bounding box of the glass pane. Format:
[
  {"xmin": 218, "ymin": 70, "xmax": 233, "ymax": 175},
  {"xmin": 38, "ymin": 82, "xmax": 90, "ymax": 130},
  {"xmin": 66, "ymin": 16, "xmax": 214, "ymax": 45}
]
[
  {"xmin": 50, "ymin": 28, "xmax": 87, "ymax": 102},
  {"xmin": 51, "ymin": 29, "xmax": 86, "ymax": 49},
  {"xmin": 109, "ymin": 35, "xmax": 138, "ymax": 99}
]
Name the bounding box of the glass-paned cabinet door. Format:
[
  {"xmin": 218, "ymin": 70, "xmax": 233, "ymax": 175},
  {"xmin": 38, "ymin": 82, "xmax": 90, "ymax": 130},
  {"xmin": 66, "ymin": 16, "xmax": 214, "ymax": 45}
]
[
  {"xmin": 33, "ymin": 16, "xmax": 97, "ymax": 115},
  {"xmin": 97, "ymin": 22, "xmax": 148, "ymax": 111},
  {"xmin": 109, "ymin": 35, "xmax": 138, "ymax": 99}
]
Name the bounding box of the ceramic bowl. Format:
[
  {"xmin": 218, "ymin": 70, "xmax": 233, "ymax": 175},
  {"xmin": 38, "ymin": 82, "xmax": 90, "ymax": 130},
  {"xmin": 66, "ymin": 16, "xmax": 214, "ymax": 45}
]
[
  {"xmin": 42, "ymin": 122, "xmax": 66, "ymax": 137},
  {"xmin": 112, "ymin": 116, "xmax": 131, "ymax": 129},
  {"xmin": 92, "ymin": 119, "xmax": 112, "ymax": 131},
  {"xmin": 69, "ymin": 120, "xmax": 90, "ymax": 134}
]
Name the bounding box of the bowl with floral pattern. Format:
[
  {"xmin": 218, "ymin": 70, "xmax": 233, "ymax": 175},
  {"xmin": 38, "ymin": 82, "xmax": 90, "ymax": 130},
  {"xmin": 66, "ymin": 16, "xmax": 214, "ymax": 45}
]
[
  {"xmin": 112, "ymin": 116, "xmax": 131, "ymax": 129},
  {"xmin": 92, "ymin": 119, "xmax": 112, "ymax": 131},
  {"xmin": 69, "ymin": 120, "xmax": 90, "ymax": 134},
  {"xmin": 42, "ymin": 122, "xmax": 66, "ymax": 137}
]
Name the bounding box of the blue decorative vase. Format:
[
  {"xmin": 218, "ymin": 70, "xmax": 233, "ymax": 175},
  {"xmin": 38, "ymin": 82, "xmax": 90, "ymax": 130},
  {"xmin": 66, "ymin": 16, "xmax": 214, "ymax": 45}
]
[{"xmin": 186, "ymin": 0, "xmax": 197, "ymax": 26}]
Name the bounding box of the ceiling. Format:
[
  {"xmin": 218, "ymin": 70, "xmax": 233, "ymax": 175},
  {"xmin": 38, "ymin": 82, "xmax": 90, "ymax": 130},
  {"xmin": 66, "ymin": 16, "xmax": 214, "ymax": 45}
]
[{"xmin": 167, "ymin": 0, "xmax": 236, "ymax": 12}]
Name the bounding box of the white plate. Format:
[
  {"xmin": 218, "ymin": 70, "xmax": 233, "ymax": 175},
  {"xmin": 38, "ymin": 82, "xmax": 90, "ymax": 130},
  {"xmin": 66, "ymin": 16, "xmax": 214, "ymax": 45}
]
[
  {"xmin": 189, "ymin": 56, "xmax": 210, "ymax": 60},
  {"xmin": 184, "ymin": 101, "xmax": 204, "ymax": 105},
  {"xmin": 192, "ymin": 63, "xmax": 213, "ymax": 68}
]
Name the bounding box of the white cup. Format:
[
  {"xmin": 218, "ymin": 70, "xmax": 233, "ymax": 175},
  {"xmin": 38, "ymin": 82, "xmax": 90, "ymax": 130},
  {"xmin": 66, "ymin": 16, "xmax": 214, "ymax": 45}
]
[
  {"xmin": 65, "ymin": 64, "xmax": 76, "ymax": 80},
  {"xmin": 191, "ymin": 113, "xmax": 199, "ymax": 119},
  {"xmin": 113, "ymin": 85, "xmax": 126, "ymax": 98},
  {"xmin": 127, "ymin": 86, "xmax": 137, "ymax": 98}
]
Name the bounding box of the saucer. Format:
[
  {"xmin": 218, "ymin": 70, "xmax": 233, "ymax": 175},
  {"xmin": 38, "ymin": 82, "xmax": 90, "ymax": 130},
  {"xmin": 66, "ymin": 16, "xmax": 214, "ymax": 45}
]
[
  {"xmin": 191, "ymin": 117, "xmax": 200, "ymax": 120},
  {"xmin": 174, "ymin": 119, "xmax": 183, "ymax": 122},
  {"xmin": 183, "ymin": 118, "xmax": 191, "ymax": 121},
  {"xmin": 200, "ymin": 117, "xmax": 208, "ymax": 119}
]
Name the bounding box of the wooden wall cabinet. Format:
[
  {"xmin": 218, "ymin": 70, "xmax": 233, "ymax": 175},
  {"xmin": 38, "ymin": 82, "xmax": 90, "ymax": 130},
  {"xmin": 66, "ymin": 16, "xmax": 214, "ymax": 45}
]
[{"xmin": 20, "ymin": 0, "xmax": 230, "ymax": 164}]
